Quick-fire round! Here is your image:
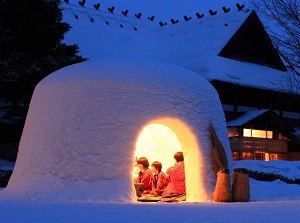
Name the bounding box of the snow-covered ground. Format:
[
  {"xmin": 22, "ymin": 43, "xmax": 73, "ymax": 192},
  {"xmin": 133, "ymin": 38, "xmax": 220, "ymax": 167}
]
[{"xmin": 0, "ymin": 160, "xmax": 300, "ymax": 222}]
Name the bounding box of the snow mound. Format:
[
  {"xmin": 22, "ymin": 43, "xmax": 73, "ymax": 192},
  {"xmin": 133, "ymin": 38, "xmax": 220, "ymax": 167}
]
[{"xmin": 1, "ymin": 60, "xmax": 231, "ymax": 203}]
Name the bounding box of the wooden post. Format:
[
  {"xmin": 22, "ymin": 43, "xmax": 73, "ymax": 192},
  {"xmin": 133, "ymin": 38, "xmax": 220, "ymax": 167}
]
[
  {"xmin": 213, "ymin": 169, "xmax": 232, "ymax": 202},
  {"xmin": 232, "ymin": 169, "xmax": 250, "ymax": 202}
]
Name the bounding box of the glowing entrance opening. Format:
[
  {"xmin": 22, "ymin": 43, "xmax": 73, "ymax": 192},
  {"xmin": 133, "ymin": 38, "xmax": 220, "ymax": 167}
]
[
  {"xmin": 135, "ymin": 124, "xmax": 183, "ymax": 172},
  {"xmin": 132, "ymin": 118, "xmax": 210, "ymax": 202}
]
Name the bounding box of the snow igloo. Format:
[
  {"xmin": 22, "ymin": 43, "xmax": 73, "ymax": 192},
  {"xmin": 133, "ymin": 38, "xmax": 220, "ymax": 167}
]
[{"xmin": 3, "ymin": 60, "xmax": 232, "ymax": 203}]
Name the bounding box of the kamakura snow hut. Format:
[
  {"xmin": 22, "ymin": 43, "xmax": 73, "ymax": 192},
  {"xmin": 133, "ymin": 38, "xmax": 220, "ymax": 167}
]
[{"xmin": 1, "ymin": 61, "xmax": 232, "ymax": 203}]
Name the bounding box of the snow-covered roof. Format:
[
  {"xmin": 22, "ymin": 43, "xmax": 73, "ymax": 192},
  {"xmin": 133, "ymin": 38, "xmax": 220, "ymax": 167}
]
[
  {"xmin": 227, "ymin": 109, "xmax": 270, "ymax": 127},
  {"xmin": 61, "ymin": 1, "xmax": 292, "ymax": 93}
]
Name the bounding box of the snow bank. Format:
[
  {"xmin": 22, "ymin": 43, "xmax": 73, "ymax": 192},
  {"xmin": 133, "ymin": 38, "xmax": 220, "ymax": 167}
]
[
  {"xmin": 1, "ymin": 60, "xmax": 231, "ymax": 203},
  {"xmin": 233, "ymin": 160, "xmax": 300, "ymax": 180}
]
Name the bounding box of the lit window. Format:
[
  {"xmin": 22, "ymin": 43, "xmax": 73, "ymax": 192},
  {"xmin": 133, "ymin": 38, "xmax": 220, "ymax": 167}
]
[
  {"xmin": 228, "ymin": 127, "xmax": 239, "ymax": 137},
  {"xmin": 269, "ymin": 153, "xmax": 278, "ymax": 160},
  {"xmin": 265, "ymin": 152, "xmax": 270, "ymax": 161},
  {"xmin": 232, "ymin": 152, "xmax": 239, "ymax": 161},
  {"xmin": 243, "ymin": 129, "xmax": 273, "ymax": 139},
  {"xmin": 241, "ymin": 152, "xmax": 252, "ymax": 160},
  {"xmin": 243, "ymin": 129, "xmax": 251, "ymax": 137}
]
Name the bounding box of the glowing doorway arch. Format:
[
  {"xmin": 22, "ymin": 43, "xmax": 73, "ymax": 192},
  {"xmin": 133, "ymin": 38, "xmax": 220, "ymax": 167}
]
[
  {"xmin": 135, "ymin": 124, "xmax": 182, "ymax": 172},
  {"xmin": 135, "ymin": 117, "xmax": 209, "ymax": 202}
]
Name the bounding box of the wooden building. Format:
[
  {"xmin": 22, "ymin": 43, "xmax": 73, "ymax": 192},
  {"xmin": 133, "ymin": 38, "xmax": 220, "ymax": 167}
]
[
  {"xmin": 227, "ymin": 110, "xmax": 300, "ymax": 161},
  {"xmin": 209, "ymin": 11, "xmax": 300, "ymax": 160}
]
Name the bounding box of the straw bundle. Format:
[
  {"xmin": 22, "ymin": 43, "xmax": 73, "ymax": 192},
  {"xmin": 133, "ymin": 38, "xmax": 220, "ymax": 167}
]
[
  {"xmin": 232, "ymin": 169, "xmax": 250, "ymax": 202},
  {"xmin": 213, "ymin": 170, "xmax": 232, "ymax": 202}
]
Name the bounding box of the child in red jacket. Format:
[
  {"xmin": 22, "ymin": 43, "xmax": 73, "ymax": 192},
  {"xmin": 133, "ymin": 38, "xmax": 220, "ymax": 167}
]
[
  {"xmin": 135, "ymin": 157, "xmax": 152, "ymax": 193},
  {"xmin": 150, "ymin": 161, "xmax": 169, "ymax": 196},
  {"xmin": 162, "ymin": 152, "xmax": 186, "ymax": 196}
]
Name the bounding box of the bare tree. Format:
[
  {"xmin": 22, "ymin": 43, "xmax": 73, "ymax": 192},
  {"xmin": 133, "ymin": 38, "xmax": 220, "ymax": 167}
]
[{"xmin": 250, "ymin": 0, "xmax": 300, "ymax": 92}]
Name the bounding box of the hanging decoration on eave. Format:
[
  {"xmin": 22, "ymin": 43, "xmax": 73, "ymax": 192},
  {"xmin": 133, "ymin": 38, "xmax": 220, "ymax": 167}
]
[
  {"xmin": 121, "ymin": 10, "xmax": 129, "ymax": 16},
  {"xmin": 78, "ymin": 0, "xmax": 86, "ymax": 7},
  {"xmin": 222, "ymin": 7, "xmax": 231, "ymax": 13},
  {"xmin": 135, "ymin": 13, "xmax": 142, "ymax": 19},
  {"xmin": 93, "ymin": 3, "xmax": 100, "ymax": 10},
  {"xmin": 63, "ymin": 1, "xmax": 250, "ymax": 31},
  {"xmin": 236, "ymin": 3, "xmax": 245, "ymax": 11},
  {"xmin": 170, "ymin": 19, "xmax": 179, "ymax": 24},
  {"xmin": 159, "ymin": 21, "xmax": 167, "ymax": 27},
  {"xmin": 148, "ymin": 16, "xmax": 155, "ymax": 21},
  {"xmin": 183, "ymin": 15, "xmax": 192, "ymax": 21},
  {"xmin": 108, "ymin": 6, "xmax": 115, "ymax": 13},
  {"xmin": 209, "ymin": 10, "xmax": 217, "ymax": 16},
  {"xmin": 196, "ymin": 12, "xmax": 204, "ymax": 19}
]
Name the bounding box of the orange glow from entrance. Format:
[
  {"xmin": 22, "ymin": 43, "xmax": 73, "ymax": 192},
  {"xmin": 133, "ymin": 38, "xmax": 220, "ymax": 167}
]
[
  {"xmin": 135, "ymin": 124, "xmax": 182, "ymax": 172},
  {"xmin": 133, "ymin": 118, "xmax": 210, "ymax": 202}
]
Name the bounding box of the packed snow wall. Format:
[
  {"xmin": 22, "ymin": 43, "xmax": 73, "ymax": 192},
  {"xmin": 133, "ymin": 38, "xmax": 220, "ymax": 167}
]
[{"xmin": 1, "ymin": 60, "xmax": 231, "ymax": 203}]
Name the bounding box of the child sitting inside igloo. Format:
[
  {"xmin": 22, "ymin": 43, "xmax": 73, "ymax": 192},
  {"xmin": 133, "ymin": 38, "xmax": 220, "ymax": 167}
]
[
  {"xmin": 162, "ymin": 152, "xmax": 186, "ymax": 196},
  {"xmin": 134, "ymin": 157, "xmax": 152, "ymax": 197},
  {"xmin": 149, "ymin": 161, "xmax": 170, "ymax": 196}
]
